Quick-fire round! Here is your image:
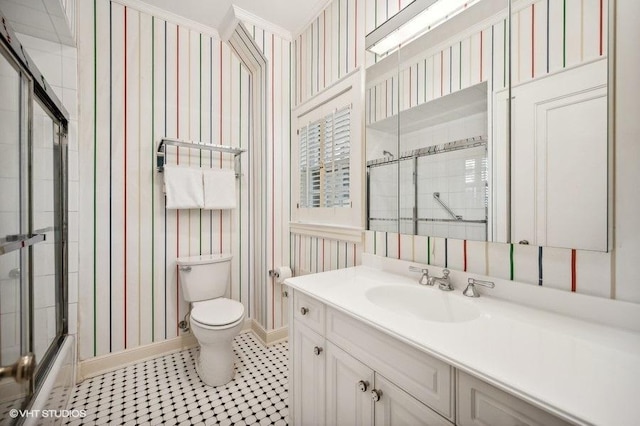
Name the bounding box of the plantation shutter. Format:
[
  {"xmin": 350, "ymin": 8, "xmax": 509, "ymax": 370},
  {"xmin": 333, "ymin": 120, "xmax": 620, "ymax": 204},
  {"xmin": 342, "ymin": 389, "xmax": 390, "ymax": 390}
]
[
  {"xmin": 299, "ymin": 121, "xmax": 322, "ymax": 208},
  {"xmin": 324, "ymin": 106, "xmax": 351, "ymax": 207},
  {"xmin": 298, "ymin": 105, "xmax": 351, "ymax": 208}
]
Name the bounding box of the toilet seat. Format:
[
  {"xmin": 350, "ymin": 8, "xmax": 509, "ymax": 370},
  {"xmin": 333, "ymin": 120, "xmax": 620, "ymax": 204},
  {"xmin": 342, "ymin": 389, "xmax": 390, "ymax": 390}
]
[{"xmin": 191, "ymin": 298, "xmax": 245, "ymax": 329}]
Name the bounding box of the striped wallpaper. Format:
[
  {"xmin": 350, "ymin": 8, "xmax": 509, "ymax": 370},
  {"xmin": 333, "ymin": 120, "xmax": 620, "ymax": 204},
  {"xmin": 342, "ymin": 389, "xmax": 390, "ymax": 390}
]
[
  {"xmin": 77, "ymin": 0, "xmax": 291, "ymax": 360},
  {"xmin": 365, "ymin": 0, "xmax": 414, "ymax": 31},
  {"xmin": 367, "ymin": 0, "xmax": 607, "ymax": 125},
  {"xmin": 292, "ymin": 0, "xmax": 366, "ymax": 106},
  {"xmin": 245, "ymin": 24, "xmax": 293, "ymax": 333},
  {"xmin": 364, "ymin": 231, "xmax": 612, "ymax": 298},
  {"xmin": 291, "ymin": 234, "xmax": 363, "ymax": 276},
  {"xmin": 288, "ymin": 0, "xmax": 370, "ymax": 285}
]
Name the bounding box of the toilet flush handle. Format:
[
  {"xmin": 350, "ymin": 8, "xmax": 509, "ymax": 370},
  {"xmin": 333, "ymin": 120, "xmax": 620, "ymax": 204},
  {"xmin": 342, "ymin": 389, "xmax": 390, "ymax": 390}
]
[{"xmin": 179, "ymin": 266, "xmax": 192, "ymax": 272}]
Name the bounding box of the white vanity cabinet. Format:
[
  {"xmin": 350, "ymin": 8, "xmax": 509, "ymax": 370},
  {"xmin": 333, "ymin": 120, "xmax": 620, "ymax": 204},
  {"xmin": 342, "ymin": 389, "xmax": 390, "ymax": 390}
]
[
  {"xmin": 290, "ymin": 290, "xmax": 454, "ymax": 426},
  {"xmin": 291, "ymin": 289, "xmax": 328, "ymax": 426},
  {"xmin": 289, "ymin": 288, "xmax": 572, "ymax": 426},
  {"xmin": 325, "ymin": 341, "xmax": 452, "ymax": 426},
  {"xmin": 456, "ymin": 371, "xmax": 571, "ymax": 426},
  {"xmin": 373, "ymin": 373, "xmax": 453, "ymax": 426},
  {"xmin": 292, "ymin": 321, "xmax": 326, "ymax": 426},
  {"xmin": 325, "ymin": 341, "xmax": 374, "ymax": 426}
]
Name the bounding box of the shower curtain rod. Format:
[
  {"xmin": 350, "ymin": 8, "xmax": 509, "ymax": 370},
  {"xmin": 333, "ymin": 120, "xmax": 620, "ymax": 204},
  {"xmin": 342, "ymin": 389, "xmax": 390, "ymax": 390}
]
[{"xmin": 366, "ymin": 135, "xmax": 487, "ymax": 168}]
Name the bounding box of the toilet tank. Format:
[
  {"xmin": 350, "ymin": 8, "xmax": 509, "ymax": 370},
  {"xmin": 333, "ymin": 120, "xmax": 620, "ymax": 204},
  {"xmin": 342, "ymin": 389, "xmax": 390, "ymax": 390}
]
[{"xmin": 176, "ymin": 254, "xmax": 232, "ymax": 302}]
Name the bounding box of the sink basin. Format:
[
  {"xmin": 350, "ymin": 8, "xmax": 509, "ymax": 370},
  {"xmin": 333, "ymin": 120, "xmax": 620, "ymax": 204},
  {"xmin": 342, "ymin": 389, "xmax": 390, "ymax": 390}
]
[{"xmin": 365, "ymin": 285, "xmax": 480, "ymax": 323}]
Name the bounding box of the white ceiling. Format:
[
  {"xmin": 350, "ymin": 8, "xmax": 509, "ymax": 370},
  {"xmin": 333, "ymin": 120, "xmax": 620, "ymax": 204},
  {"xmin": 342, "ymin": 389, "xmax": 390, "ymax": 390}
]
[
  {"xmin": 139, "ymin": 0, "xmax": 330, "ymax": 37},
  {"xmin": 0, "ymin": 0, "xmax": 75, "ymax": 45}
]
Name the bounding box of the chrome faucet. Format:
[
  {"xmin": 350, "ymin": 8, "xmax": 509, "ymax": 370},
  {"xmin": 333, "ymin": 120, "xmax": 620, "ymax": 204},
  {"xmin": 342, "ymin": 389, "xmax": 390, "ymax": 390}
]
[
  {"xmin": 428, "ymin": 269, "xmax": 453, "ymax": 291},
  {"xmin": 463, "ymin": 278, "xmax": 495, "ymax": 297},
  {"xmin": 408, "ymin": 266, "xmax": 430, "ymax": 285}
]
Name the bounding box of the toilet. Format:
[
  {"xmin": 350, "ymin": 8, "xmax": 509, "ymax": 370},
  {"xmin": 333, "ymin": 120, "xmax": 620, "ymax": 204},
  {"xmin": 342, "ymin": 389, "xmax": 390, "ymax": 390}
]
[{"xmin": 176, "ymin": 253, "xmax": 245, "ymax": 386}]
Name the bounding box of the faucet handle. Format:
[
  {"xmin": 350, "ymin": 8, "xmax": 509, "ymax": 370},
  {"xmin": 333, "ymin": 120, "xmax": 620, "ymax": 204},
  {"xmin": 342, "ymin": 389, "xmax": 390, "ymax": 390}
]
[
  {"xmin": 409, "ymin": 266, "xmax": 430, "ymax": 285},
  {"xmin": 467, "ymin": 277, "xmax": 494, "ymax": 288},
  {"xmin": 463, "ymin": 278, "xmax": 495, "ymax": 298},
  {"xmin": 442, "ymin": 269, "xmax": 450, "ymax": 278}
]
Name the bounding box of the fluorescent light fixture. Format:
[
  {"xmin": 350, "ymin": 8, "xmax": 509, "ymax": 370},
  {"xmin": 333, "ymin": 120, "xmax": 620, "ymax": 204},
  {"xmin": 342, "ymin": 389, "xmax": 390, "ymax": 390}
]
[{"xmin": 368, "ymin": 0, "xmax": 482, "ymax": 56}]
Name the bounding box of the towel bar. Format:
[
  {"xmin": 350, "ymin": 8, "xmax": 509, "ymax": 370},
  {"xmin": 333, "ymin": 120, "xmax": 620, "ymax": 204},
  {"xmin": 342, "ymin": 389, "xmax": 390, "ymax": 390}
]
[{"xmin": 157, "ymin": 137, "xmax": 246, "ymax": 177}]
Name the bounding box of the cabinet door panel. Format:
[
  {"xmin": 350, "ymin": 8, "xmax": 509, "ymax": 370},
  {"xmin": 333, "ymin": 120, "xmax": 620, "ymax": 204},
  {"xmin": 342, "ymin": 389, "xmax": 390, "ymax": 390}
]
[
  {"xmin": 457, "ymin": 371, "xmax": 571, "ymax": 426},
  {"xmin": 374, "ymin": 374, "xmax": 453, "ymax": 426},
  {"xmin": 326, "ymin": 307, "xmax": 454, "ymax": 420},
  {"xmin": 293, "ymin": 322, "xmax": 326, "ymax": 426},
  {"xmin": 326, "ymin": 342, "xmax": 375, "ymax": 426},
  {"xmin": 509, "ymin": 58, "xmax": 607, "ymax": 250}
]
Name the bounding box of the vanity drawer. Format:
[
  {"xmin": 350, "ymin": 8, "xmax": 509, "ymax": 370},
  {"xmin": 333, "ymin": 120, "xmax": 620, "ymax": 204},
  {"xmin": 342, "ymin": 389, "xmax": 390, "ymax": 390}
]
[
  {"xmin": 293, "ymin": 290, "xmax": 325, "ymax": 335},
  {"xmin": 326, "ymin": 307, "xmax": 454, "ymax": 421},
  {"xmin": 456, "ymin": 371, "xmax": 571, "ymax": 426}
]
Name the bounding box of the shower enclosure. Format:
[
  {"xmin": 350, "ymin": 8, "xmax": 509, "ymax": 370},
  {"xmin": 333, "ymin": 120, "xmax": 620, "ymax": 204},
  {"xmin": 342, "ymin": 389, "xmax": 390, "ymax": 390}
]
[{"xmin": 0, "ymin": 15, "xmax": 69, "ymax": 417}]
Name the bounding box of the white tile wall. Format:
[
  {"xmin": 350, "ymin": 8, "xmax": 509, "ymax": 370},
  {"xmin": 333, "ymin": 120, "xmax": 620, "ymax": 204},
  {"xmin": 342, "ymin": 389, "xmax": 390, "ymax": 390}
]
[
  {"xmin": 368, "ymin": 163, "xmax": 399, "ymax": 233},
  {"xmin": 368, "ymin": 113, "xmax": 488, "ymax": 240}
]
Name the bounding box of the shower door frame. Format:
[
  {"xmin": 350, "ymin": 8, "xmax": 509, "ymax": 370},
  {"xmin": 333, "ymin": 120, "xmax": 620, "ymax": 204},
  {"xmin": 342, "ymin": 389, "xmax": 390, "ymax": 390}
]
[{"xmin": 0, "ymin": 8, "xmax": 70, "ymax": 414}]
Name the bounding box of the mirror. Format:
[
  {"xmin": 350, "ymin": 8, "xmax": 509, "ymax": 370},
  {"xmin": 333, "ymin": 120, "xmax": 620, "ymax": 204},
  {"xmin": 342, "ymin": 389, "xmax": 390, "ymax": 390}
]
[{"xmin": 365, "ymin": 0, "xmax": 609, "ymax": 251}]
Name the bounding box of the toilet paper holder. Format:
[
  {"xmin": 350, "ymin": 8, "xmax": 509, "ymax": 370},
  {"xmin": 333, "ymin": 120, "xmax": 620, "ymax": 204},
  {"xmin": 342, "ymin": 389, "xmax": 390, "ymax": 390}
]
[
  {"xmin": 268, "ymin": 269, "xmax": 280, "ymax": 278},
  {"xmin": 269, "ymin": 266, "xmax": 293, "ymax": 284}
]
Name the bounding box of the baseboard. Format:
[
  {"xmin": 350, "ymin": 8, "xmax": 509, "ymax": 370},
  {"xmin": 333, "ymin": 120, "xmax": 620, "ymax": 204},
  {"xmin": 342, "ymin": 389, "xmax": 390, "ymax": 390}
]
[
  {"xmin": 78, "ymin": 319, "xmax": 253, "ymax": 382},
  {"xmin": 250, "ymin": 320, "xmax": 289, "ymax": 346},
  {"xmin": 78, "ymin": 334, "xmax": 198, "ymax": 382}
]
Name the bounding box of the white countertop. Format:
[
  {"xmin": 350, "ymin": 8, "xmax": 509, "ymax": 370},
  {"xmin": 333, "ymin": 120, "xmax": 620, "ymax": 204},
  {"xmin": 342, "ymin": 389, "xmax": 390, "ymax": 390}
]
[{"xmin": 285, "ymin": 264, "xmax": 640, "ymax": 426}]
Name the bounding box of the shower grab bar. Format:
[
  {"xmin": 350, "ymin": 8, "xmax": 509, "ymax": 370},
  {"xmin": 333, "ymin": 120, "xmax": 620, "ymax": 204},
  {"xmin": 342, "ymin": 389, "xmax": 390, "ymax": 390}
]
[
  {"xmin": 0, "ymin": 233, "xmax": 46, "ymax": 256},
  {"xmin": 156, "ymin": 137, "xmax": 246, "ymax": 176},
  {"xmin": 433, "ymin": 192, "xmax": 463, "ymax": 221}
]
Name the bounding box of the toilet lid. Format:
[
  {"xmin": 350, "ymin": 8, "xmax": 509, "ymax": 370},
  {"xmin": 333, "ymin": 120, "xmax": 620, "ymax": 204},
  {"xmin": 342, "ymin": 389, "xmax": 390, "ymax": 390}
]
[{"xmin": 191, "ymin": 299, "xmax": 244, "ymax": 326}]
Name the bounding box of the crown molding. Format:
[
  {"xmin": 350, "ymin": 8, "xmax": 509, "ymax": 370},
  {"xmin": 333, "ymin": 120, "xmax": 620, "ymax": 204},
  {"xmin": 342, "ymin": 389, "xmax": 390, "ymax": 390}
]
[
  {"xmin": 110, "ymin": 0, "xmax": 220, "ymax": 40},
  {"xmin": 233, "ymin": 5, "xmax": 292, "ymax": 41}
]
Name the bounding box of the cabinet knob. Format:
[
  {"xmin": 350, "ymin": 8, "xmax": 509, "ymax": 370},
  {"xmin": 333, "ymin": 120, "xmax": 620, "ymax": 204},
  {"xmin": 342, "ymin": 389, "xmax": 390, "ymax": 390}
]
[
  {"xmin": 357, "ymin": 380, "xmax": 369, "ymax": 392},
  {"xmin": 300, "ymin": 307, "xmax": 309, "ymax": 315},
  {"xmin": 313, "ymin": 346, "xmax": 323, "ymax": 356},
  {"xmin": 371, "ymin": 389, "xmax": 382, "ymax": 402}
]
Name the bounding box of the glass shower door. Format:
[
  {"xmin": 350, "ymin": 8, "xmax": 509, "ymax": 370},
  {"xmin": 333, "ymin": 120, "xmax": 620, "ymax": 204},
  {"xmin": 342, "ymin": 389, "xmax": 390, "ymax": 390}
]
[
  {"xmin": 0, "ymin": 44, "xmax": 33, "ymax": 413},
  {"xmin": 31, "ymin": 98, "xmax": 66, "ymax": 377}
]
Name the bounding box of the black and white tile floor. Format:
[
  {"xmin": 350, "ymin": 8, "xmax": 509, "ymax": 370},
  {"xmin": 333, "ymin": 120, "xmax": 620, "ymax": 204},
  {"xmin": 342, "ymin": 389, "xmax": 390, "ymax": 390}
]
[{"xmin": 64, "ymin": 332, "xmax": 289, "ymax": 425}]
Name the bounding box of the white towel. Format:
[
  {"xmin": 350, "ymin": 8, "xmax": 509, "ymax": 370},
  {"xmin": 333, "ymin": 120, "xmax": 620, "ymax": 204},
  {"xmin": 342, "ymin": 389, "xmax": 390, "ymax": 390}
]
[
  {"xmin": 203, "ymin": 168, "xmax": 236, "ymax": 210},
  {"xmin": 164, "ymin": 165, "xmax": 204, "ymax": 209}
]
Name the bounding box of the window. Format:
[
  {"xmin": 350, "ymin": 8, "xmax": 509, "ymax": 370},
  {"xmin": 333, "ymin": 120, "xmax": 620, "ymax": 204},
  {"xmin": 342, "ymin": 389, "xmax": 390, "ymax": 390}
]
[
  {"xmin": 291, "ymin": 74, "xmax": 363, "ymax": 231},
  {"xmin": 299, "ymin": 106, "xmax": 351, "ymax": 208}
]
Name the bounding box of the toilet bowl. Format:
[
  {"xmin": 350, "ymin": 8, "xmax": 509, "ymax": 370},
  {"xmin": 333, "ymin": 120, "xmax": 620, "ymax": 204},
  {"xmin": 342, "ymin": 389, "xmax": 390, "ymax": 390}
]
[
  {"xmin": 177, "ymin": 254, "xmax": 245, "ymax": 387},
  {"xmin": 190, "ymin": 298, "xmax": 245, "ymax": 386}
]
